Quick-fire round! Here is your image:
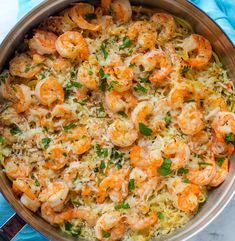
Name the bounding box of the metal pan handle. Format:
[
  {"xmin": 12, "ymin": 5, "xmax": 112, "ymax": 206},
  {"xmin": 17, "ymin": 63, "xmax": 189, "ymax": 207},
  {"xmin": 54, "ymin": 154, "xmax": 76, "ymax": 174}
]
[{"xmin": 0, "ymin": 213, "xmax": 26, "ymax": 241}]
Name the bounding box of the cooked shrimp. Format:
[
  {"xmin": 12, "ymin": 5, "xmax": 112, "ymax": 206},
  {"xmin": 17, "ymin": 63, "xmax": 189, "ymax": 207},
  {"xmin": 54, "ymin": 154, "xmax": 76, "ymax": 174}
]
[
  {"xmin": 141, "ymin": 50, "xmax": 172, "ymax": 83},
  {"xmin": 4, "ymin": 157, "xmax": 31, "ymax": 180},
  {"xmin": 151, "ymin": 13, "xmax": 176, "ymax": 42},
  {"xmin": 55, "ymin": 31, "xmax": 89, "ymax": 60},
  {"xmin": 9, "ymin": 54, "xmax": 42, "ymax": 78},
  {"xmin": 51, "ymin": 104, "xmax": 77, "ymax": 128},
  {"xmin": 132, "ymin": 100, "xmax": 169, "ymax": 133},
  {"xmin": 29, "ymin": 30, "xmax": 57, "ymax": 55},
  {"xmin": 96, "ymin": 169, "xmax": 130, "ymax": 203},
  {"xmin": 13, "ymin": 84, "xmax": 32, "ymax": 113},
  {"xmin": 127, "ymin": 21, "xmax": 157, "ymax": 50},
  {"xmin": 41, "ymin": 16, "xmax": 73, "ymax": 35},
  {"xmin": 105, "ymin": 65, "xmax": 134, "ymax": 92},
  {"xmin": 1, "ymin": 82, "xmax": 32, "ymax": 113},
  {"xmin": 168, "ymin": 84, "xmax": 194, "ymax": 109},
  {"xmin": 211, "ymin": 133, "xmax": 234, "ymax": 157},
  {"xmin": 163, "ymin": 140, "xmax": 190, "ymax": 170},
  {"xmin": 167, "ymin": 177, "xmax": 202, "ymax": 212},
  {"xmin": 103, "ymin": 0, "xmax": 132, "ymax": 23},
  {"xmin": 77, "ymin": 64, "xmax": 100, "ymax": 90},
  {"xmin": 130, "ymin": 145, "xmax": 163, "ymax": 177},
  {"xmin": 107, "ymin": 119, "xmax": 138, "ymax": 147},
  {"xmin": 20, "ymin": 193, "xmax": 41, "ymax": 212},
  {"xmin": 126, "ymin": 211, "xmax": 157, "ymax": 231},
  {"xmin": 46, "ymin": 56, "xmax": 72, "ymax": 73},
  {"xmin": 57, "ymin": 126, "xmax": 91, "ymax": 155},
  {"xmin": 42, "ymin": 203, "xmax": 96, "ymax": 226},
  {"xmin": 44, "ymin": 145, "xmax": 69, "ymax": 170},
  {"xmin": 187, "ymin": 156, "xmax": 216, "ymax": 186},
  {"xmin": 189, "ymin": 131, "xmax": 210, "ymax": 155},
  {"xmin": 63, "ymin": 162, "xmax": 92, "ymax": 192},
  {"xmin": 69, "ymin": 3, "xmax": 101, "ymax": 31},
  {"xmin": 35, "ymin": 76, "xmax": 64, "ymax": 106},
  {"xmin": 180, "ymin": 34, "xmax": 212, "ymax": 67},
  {"xmin": 210, "ymin": 158, "xmax": 228, "ymax": 187},
  {"xmin": 212, "ymin": 111, "xmax": 235, "ymax": 141},
  {"xmin": 95, "ymin": 211, "xmax": 125, "ymax": 241},
  {"xmin": 178, "ymin": 103, "xmax": 204, "ymax": 135},
  {"xmin": 39, "ymin": 181, "xmax": 69, "ymax": 209},
  {"xmin": 105, "ymin": 90, "xmax": 137, "ymax": 113}
]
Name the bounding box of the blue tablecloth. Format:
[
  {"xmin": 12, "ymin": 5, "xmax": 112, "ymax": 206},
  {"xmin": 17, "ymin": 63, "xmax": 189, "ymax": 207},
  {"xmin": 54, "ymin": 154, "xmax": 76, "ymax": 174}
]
[{"xmin": 1, "ymin": 1, "xmax": 235, "ymax": 241}]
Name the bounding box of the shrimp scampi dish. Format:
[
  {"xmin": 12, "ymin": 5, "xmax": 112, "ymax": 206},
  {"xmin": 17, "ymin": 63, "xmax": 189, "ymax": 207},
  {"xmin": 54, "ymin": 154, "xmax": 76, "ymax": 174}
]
[{"xmin": 1, "ymin": 0, "xmax": 235, "ymax": 240}]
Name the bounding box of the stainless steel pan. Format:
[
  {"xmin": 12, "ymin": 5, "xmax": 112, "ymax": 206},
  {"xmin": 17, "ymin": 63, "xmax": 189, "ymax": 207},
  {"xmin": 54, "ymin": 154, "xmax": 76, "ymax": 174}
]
[{"xmin": 0, "ymin": 1, "xmax": 235, "ymax": 240}]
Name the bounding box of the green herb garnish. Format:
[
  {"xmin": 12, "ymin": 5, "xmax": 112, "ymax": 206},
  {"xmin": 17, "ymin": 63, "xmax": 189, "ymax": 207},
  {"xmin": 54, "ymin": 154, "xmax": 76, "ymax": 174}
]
[
  {"xmin": 10, "ymin": 125, "xmax": 22, "ymax": 135},
  {"xmin": 63, "ymin": 123, "xmax": 77, "ymax": 131},
  {"xmin": 100, "ymin": 160, "xmax": 106, "ymax": 170},
  {"xmin": 107, "ymin": 80, "xmax": 120, "ymax": 91},
  {"xmin": 85, "ymin": 13, "xmax": 97, "ymax": 20},
  {"xmin": 118, "ymin": 111, "xmax": 128, "ymax": 118},
  {"xmin": 182, "ymin": 65, "xmax": 189, "ymax": 74},
  {"xmin": 178, "ymin": 168, "xmax": 189, "ymax": 174},
  {"xmin": 139, "ymin": 123, "xmax": 152, "ymax": 136},
  {"xmin": 134, "ymin": 83, "xmax": 148, "ymax": 93},
  {"xmin": 0, "ymin": 135, "xmax": 5, "ymax": 144},
  {"xmin": 101, "ymin": 42, "xmax": 108, "ymax": 60},
  {"xmin": 99, "ymin": 69, "xmax": 109, "ymax": 91},
  {"xmin": 198, "ymin": 162, "xmax": 212, "ymax": 166},
  {"xmin": 119, "ymin": 36, "xmax": 132, "ymax": 49},
  {"xmin": 157, "ymin": 158, "xmax": 172, "ymax": 176},
  {"xmin": 102, "ymin": 230, "xmax": 111, "ymax": 238},
  {"xmin": 128, "ymin": 179, "xmax": 135, "ymax": 190},
  {"xmin": 96, "ymin": 144, "xmax": 109, "ymax": 158},
  {"xmin": 157, "ymin": 212, "xmax": 164, "ymax": 220},
  {"xmin": 41, "ymin": 137, "xmax": 51, "ymax": 148},
  {"xmin": 215, "ymin": 157, "xmax": 225, "ymax": 167},
  {"xmin": 225, "ymin": 132, "xmax": 235, "ymax": 144},
  {"xmin": 114, "ymin": 202, "xmax": 130, "ymax": 210}
]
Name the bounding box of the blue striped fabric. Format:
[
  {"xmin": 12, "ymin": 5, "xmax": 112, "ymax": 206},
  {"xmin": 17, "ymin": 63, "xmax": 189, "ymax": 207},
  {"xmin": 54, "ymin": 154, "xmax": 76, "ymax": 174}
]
[{"xmin": 0, "ymin": 0, "xmax": 235, "ymax": 240}]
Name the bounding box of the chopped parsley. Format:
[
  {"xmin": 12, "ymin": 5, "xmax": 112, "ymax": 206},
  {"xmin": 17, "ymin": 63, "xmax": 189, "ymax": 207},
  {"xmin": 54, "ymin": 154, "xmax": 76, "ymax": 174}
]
[
  {"xmin": 133, "ymin": 83, "xmax": 148, "ymax": 93},
  {"xmin": 100, "ymin": 160, "xmax": 106, "ymax": 170},
  {"xmin": 114, "ymin": 202, "xmax": 130, "ymax": 210},
  {"xmin": 224, "ymin": 132, "xmax": 235, "ymax": 144},
  {"xmin": 184, "ymin": 99, "xmax": 195, "ymax": 103},
  {"xmin": 107, "ymin": 80, "xmax": 120, "ymax": 91},
  {"xmin": 157, "ymin": 212, "xmax": 164, "ymax": 220},
  {"xmin": 63, "ymin": 123, "xmax": 77, "ymax": 131},
  {"xmin": 96, "ymin": 104, "xmax": 106, "ymax": 118},
  {"xmin": 139, "ymin": 123, "xmax": 152, "ymax": 136},
  {"xmin": 118, "ymin": 111, "xmax": 128, "ymax": 118},
  {"xmin": 178, "ymin": 168, "xmax": 189, "ymax": 174},
  {"xmin": 96, "ymin": 144, "xmax": 109, "ymax": 158},
  {"xmin": 198, "ymin": 162, "xmax": 212, "ymax": 166},
  {"xmin": 0, "ymin": 72, "xmax": 9, "ymax": 85},
  {"xmin": 0, "ymin": 135, "xmax": 5, "ymax": 144},
  {"xmin": 38, "ymin": 68, "xmax": 51, "ymax": 80},
  {"xmin": 157, "ymin": 158, "xmax": 172, "ymax": 176},
  {"xmin": 128, "ymin": 179, "xmax": 135, "ymax": 190},
  {"xmin": 85, "ymin": 13, "xmax": 97, "ymax": 20},
  {"xmin": 70, "ymin": 67, "xmax": 78, "ymax": 79},
  {"xmin": 10, "ymin": 125, "xmax": 22, "ymax": 135},
  {"xmin": 101, "ymin": 41, "xmax": 108, "ymax": 60},
  {"xmin": 193, "ymin": 153, "xmax": 202, "ymax": 158},
  {"xmin": 41, "ymin": 137, "xmax": 51, "ymax": 148},
  {"xmin": 102, "ymin": 230, "xmax": 111, "ymax": 238},
  {"xmin": 35, "ymin": 179, "xmax": 40, "ymax": 187},
  {"xmin": 64, "ymin": 221, "xmax": 81, "ymax": 237},
  {"xmin": 94, "ymin": 167, "xmax": 99, "ymax": 173},
  {"xmin": 183, "ymin": 178, "xmax": 190, "ymax": 183},
  {"xmin": 139, "ymin": 76, "xmax": 150, "ymax": 83},
  {"xmin": 99, "ymin": 69, "xmax": 109, "ymax": 91},
  {"xmin": 119, "ymin": 36, "xmax": 132, "ymax": 49},
  {"xmin": 88, "ymin": 69, "xmax": 94, "ymax": 75},
  {"xmin": 164, "ymin": 114, "xmax": 172, "ymax": 128},
  {"xmin": 64, "ymin": 81, "xmax": 82, "ymax": 99},
  {"xmin": 215, "ymin": 157, "xmax": 225, "ymax": 167},
  {"xmin": 78, "ymin": 98, "xmax": 89, "ymax": 106},
  {"xmin": 182, "ymin": 65, "xmax": 189, "ymax": 74}
]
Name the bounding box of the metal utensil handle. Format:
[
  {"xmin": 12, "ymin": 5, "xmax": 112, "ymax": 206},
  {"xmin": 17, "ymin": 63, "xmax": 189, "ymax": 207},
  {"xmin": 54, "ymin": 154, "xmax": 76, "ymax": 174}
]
[{"xmin": 0, "ymin": 213, "xmax": 26, "ymax": 241}]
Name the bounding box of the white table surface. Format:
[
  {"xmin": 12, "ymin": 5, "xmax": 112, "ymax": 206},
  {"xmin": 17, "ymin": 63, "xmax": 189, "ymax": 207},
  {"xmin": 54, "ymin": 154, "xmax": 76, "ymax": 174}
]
[{"xmin": 0, "ymin": 1, "xmax": 234, "ymax": 240}]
